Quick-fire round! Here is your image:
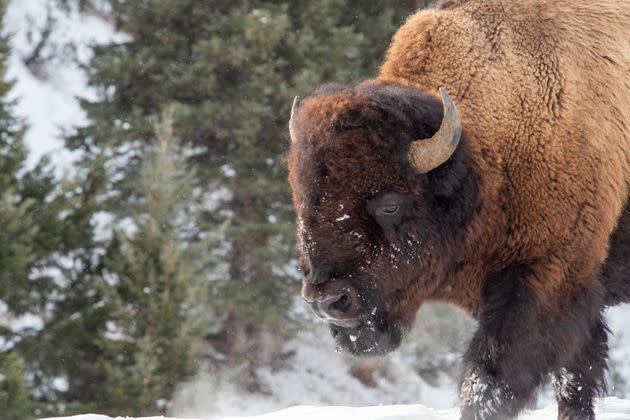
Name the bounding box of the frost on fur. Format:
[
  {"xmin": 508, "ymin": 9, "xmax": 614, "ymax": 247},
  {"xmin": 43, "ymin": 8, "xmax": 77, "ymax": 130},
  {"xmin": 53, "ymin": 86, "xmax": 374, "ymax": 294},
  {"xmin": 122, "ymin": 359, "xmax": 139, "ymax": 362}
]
[
  {"xmin": 552, "ymin": 368, "xmax": 580, "ymax": 401},
  {"xmin": 460, "ymin": 368, "xmax": 515, "ymax": 420}
]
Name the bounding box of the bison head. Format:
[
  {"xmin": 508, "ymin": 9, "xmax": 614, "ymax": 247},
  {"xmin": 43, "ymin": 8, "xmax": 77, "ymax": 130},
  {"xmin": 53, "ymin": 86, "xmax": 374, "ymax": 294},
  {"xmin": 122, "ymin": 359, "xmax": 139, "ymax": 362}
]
[{"xmin": 288, "ymin": 82, "xmax": 475, "ymax": 356}]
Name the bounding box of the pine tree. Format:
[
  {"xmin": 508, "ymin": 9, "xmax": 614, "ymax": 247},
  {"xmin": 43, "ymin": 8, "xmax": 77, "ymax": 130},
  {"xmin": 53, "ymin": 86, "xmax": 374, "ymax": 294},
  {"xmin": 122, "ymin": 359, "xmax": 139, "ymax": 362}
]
[
  {"xmin": 0, "ymin": 1, "xmax": 33, "ymax": 315},
  {"xmin": 0, "ymin": 0, "xmax": 76, "ymax": 417},
  {"xmin": 93, "ymin": 108, "xmax": 210, "ymax": 415},
  {"xmin": 17, "ymin": 107, "xmax": 212, "ymax": 417},
  {"xmin": 0, "ymin": 103, "xmax": 98, "ymax": 420},
  {"xmin": 0, "ymin": 352, "xmax": 31, "ymax": 420}
]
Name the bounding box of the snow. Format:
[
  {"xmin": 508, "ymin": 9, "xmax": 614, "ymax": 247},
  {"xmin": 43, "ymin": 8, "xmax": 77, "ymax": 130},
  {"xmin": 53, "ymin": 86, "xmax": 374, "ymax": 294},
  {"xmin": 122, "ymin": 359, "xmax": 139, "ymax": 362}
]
[
  {"xmin": 164, "ymin": 307, "xmax": 630, "ymax": 420},
  {"xmin": 0, "ymin": 300, "xmax": 45, "ymax": 350},
  {"xmin": 52, "ymin": 376, "xmax": 69, "ymax": 393},
  {"xmin": 552, "ymin": 367, "xmax": 582, "ymax": 402},
  {"xmin": 169, "ymin": 327, "xmax": 457, "ymax": 418},
  {"xmin": 34, "ymin": 398, "xmax": 630, "ymax": 420},
  {"xmin": 4, "ymin": 0, "xmax": 128, "ymax": 171},
  {"xmin": 220, "ymin": 164, "xmax": 236, "ymax": 178},
  {"xmin": 606, "ymin": 304, "xmax": 630, "ymax": 395},
  {"xmin": 459, "ymin": 368, "xmax": 510, "ymax": 419}
]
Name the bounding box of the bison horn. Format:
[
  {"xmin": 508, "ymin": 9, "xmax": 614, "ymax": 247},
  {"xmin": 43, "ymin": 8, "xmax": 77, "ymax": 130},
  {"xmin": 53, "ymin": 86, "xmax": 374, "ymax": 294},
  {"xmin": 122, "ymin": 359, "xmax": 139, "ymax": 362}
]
[
  {"xmin": 409, "ymin": 87, "xmax": 462, "ymax": 173},
  {"xmin": 289, "ymin": 96, "xmax": 301, "ymax": 143}
]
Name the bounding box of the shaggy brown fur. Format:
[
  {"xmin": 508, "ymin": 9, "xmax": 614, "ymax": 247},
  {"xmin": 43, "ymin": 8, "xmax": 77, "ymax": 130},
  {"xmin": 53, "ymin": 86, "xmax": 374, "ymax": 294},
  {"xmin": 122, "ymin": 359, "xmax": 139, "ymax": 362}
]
[
  {"xmin": 288, "ymin": 1, "xmax": 630, "ymax": 419},
  {"xmin": 380, "ymin": 0, "xmax": 630, "ymax": 312}
]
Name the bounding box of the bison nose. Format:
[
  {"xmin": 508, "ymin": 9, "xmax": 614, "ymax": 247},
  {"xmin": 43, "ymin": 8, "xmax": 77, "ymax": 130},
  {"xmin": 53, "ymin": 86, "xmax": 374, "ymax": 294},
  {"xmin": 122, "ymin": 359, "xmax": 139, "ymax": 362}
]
[{"xmin": 304, "ymin": 286, "xmax": 360, "ymax": 328}]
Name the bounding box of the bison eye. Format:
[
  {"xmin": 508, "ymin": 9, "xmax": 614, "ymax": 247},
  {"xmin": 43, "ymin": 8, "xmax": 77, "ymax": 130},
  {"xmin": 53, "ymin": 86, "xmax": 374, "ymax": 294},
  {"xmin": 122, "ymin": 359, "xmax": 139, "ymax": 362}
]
[
  {"xmin": 367, "ymin": 191, "xmax": 410, "ymax": 228},
  {"xmin": 380, "ymin": 204, "xmax": 399, "ymax": 215}
]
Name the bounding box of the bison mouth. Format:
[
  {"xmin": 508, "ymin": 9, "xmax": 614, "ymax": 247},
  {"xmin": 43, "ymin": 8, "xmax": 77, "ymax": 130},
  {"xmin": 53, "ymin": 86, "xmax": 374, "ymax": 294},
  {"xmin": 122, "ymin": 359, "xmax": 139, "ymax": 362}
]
[{"xmin": 329, "ymin": 311, "xmax": 403, "ymax": 356}]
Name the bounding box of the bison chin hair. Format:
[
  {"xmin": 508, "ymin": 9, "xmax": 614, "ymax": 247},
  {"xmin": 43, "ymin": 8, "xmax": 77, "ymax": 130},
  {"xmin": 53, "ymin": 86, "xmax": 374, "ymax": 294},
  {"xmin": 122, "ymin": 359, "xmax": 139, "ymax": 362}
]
[{"xmin": 329, "ymin": 310, "xmax": 404, "ymax": 357}]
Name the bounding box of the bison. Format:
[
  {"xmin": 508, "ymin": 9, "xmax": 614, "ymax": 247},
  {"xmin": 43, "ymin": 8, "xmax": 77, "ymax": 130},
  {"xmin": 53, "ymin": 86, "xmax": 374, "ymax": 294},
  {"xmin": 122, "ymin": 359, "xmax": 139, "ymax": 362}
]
[{"xmin": 287, "ymin": 0, "xmax": 630, "ymax": 419}]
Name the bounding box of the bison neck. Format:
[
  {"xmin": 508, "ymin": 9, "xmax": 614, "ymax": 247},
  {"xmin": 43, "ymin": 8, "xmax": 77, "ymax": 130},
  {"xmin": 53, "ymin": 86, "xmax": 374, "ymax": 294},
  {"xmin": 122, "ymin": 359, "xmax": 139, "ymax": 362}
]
[{"xmin": 423, "ymin": 130, "xmax": 498, "ymax": 316}]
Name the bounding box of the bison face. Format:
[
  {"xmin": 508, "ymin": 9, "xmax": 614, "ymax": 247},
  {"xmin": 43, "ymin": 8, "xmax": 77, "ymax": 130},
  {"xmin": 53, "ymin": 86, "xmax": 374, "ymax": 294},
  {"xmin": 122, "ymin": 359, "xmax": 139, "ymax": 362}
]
[
  {"xmin": 288, "ymin": 82, "xmax": 468, "ymax": 356},
  {"xmin": 300, "ymin": 190, "xmax": 419, "ymax": 356}
]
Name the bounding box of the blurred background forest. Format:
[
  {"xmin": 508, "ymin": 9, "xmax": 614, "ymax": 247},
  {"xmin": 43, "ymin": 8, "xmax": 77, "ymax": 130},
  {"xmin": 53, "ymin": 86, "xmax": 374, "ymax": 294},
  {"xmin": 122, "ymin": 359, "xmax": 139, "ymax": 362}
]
[{"xmin": 0, "ymin": 1, "xmax": 629, "ymax": 419}]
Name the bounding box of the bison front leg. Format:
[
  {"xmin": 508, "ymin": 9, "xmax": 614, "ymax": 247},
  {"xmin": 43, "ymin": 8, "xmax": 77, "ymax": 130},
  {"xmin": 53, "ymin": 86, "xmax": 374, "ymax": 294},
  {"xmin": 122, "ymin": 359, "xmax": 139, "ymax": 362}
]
[
  {"xmin": 459, "ymin": 264, "xmax": 606, "ymax": 420},
  {"xmin": 552, "ymin": 317, "xmax": 608, "ymax": 420}
]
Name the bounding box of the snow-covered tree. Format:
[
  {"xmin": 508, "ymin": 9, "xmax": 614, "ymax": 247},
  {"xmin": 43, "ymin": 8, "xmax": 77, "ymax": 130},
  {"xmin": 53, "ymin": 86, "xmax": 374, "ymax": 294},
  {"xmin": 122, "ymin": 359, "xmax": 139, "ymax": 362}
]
[{"xmin": 90, "ymin": 109, "xmax": 211, "ymax": 415}]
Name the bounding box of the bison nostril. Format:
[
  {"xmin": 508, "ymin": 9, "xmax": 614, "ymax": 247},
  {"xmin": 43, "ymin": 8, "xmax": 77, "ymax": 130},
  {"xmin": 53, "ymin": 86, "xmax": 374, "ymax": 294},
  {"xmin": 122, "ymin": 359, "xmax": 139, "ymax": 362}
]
[
  {"xmin": 304, "ymin": 286, "xmax": 360, "ymax": 326},
  {"xmin": 329, "ymin": 294, "xmax": 351, "ymax": 313}
]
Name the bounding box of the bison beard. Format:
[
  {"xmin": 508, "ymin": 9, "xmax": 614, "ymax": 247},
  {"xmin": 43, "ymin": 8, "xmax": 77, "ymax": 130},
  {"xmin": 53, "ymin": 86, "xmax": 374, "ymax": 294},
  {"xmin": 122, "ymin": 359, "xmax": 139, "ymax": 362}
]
[
  {"xmin": 329, "ymin": 289, "xmax": 403, "ymax": 356},
  {"xmin": 287, "ymin": 1, "xmax": 630, "ymax": 419}
]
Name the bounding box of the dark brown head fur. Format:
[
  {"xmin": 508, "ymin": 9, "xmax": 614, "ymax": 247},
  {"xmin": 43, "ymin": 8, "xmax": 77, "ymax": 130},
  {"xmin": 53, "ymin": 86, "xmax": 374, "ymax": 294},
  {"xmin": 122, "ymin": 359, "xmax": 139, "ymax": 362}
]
[{"xmin": 288, "ymin": 82, "xmax": 477, "ymax": 355}]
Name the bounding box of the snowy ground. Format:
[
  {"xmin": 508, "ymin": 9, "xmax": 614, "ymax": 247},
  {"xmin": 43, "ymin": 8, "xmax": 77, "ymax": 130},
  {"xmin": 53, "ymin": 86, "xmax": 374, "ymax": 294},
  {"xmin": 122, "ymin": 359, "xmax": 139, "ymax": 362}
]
[
  {"xmin": 170, "ymin": 325, "xmax": 458, "ymax": 418},
  {"xmin": 607, "ymin": 304, "xmax": 630, "ymax": 397},
  {"xmin": 35, "ymin": 398, "xmax": 630, "ymax": 420},
  {"xmin": 168, "ymin": 306, "xmax": 630, "ymax": 419}
]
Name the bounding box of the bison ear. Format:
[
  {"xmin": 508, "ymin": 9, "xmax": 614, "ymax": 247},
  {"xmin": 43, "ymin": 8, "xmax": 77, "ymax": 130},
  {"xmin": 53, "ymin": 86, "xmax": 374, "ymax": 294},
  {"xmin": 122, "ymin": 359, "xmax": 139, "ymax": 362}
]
[
  {"xmin": 289, "ymin": 96, "xmax": 301, "ymax": 143},
  {"xmin": 408, "ymin": 87, "xmax": 462, "ymax": 173}
]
